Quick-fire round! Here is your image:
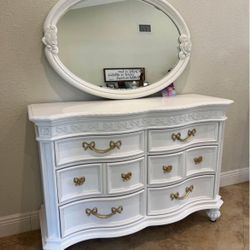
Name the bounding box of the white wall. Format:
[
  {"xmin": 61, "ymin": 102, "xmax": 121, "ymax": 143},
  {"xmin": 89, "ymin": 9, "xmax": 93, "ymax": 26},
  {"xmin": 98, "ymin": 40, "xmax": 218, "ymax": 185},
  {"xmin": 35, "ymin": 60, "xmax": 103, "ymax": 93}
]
[
  {"xmin": 167, "ymin": 0, "xmax": 249, "ymax": 174},
  {"xmin": 0, "ymin": 0, "xmax": 248, "ymax": 219}
]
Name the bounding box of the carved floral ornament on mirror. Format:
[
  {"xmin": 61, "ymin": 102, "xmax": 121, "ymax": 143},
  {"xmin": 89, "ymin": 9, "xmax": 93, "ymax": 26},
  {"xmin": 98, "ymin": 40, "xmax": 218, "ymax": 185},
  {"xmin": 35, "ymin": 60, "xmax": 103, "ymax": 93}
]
[{"xmin": 42, "ymin": 0, "xmax": 192, "ymax": 99}]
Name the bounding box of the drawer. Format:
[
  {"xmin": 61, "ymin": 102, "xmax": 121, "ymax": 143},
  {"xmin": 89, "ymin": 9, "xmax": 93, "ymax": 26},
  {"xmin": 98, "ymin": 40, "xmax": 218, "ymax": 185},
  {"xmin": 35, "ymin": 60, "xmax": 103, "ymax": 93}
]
[
  {"xmin": 60, "ymin": 190, "xmax": 145, "ymax": 237},
  {"xmin": 55, "ymin": 131, "xmax": 144, "ymax": 166},
  {"xmin": 57, "ymin": 164, "xmax": 103, "ymax": 203},
  {"xmin": 186, "ymin": 146, "xmax": 218, "ymax": 176},
  {"xmin": 148, "ymin": 175, "xmax": 214, "ymax": 215},
  {"xmin": 148, "ymin": 122, "xmax": 218, "ymax": 153},
  {"xmin": 107, "ymin": 157, "xmax": 144, "ymax": 194},
  {"xmin": 148, "ymin": 152, "xmax": 184, "ymax": 185}
]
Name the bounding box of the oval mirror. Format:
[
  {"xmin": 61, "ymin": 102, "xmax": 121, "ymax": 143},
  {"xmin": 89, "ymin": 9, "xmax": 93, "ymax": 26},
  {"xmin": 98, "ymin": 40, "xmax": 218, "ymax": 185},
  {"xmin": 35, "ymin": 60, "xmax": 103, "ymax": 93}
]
[{"xmin": 43, "ymin": 0, "xmax": 191, "ymax": 99}]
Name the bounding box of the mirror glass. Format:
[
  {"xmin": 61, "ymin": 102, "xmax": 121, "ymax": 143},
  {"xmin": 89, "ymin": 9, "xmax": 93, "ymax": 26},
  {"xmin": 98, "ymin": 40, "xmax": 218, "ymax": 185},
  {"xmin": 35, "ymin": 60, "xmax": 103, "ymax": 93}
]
[{"xmin": 57, "ymin": 0, "xmax": 180, "ymax": 89}]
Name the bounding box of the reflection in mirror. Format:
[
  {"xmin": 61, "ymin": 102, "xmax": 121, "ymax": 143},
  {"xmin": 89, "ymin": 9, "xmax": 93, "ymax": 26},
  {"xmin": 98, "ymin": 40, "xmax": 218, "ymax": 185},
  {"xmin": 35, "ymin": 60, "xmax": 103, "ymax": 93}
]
[{"xmin": 57, "ymin": 0, "xmax": 180, "ymax": 89}]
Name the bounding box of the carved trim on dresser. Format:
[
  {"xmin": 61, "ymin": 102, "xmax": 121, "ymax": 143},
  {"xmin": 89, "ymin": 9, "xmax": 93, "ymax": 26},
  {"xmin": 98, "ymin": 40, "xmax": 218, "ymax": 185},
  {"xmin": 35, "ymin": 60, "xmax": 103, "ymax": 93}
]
[
  {"xmin": 38, "ymin": 127, "xmax": 52, "ymax": 137},
  {"xmin": 35, "ymin": 108, "xmax": 226, "ymax": 140}
]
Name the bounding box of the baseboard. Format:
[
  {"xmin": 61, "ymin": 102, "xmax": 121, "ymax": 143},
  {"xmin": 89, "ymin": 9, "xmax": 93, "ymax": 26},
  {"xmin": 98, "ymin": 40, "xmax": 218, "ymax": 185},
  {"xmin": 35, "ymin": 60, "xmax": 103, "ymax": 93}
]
[
  {"xmin": 220, "ymin": 167, "xmax": 249, "ymax": 187},
  {"xmin": 0, "ymin": 168, "xmax": 249, "ymax": 238},
  {"xmin": 0, "ymin": 211, "xmax": 40, "ymax": 238}
]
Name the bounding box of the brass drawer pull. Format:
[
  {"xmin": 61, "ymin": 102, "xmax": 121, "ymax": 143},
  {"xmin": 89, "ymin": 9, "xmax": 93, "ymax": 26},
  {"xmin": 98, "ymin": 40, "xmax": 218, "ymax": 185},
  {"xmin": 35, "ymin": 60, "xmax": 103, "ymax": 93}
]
[
  {"xmin": 82, "ymin": 140, "xmax": 122, "ymax": 154},
  {"xmin": 85, "ymin": 206, "xmax": 123, "ymax": 219},
  {"xmin": 171, "ymin": 129, "xmax": 196, "ymax": 142},
  {"xmin": 73, "ymin": 177, "xmax": 85, "ymax": 186},
  {"xmin": 170, "ymin": 185, "xmax": 194, "ymax": 200},
  {"xmin": 163, "ymin": 165, "xmax": 173, "ymax": 173},
  {"xmin": 121, "ymin": 172, "xmax": 132, "ymax": 182},
  {"xmin": 194, "ymin": 156, "xmax": 203, "ymax": 164}
]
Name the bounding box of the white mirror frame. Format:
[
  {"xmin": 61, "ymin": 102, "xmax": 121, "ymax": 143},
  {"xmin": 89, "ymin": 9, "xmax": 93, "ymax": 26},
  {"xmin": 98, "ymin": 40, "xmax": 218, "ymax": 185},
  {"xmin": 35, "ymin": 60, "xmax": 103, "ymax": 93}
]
[{"xmin": 42, "ymin": 0, "xmax": 192, "ymax": 99}]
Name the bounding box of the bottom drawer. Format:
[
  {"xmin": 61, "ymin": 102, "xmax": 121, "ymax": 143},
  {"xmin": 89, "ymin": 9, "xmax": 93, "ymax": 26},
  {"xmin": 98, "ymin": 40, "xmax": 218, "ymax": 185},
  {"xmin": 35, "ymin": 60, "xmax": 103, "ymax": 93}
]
[
  {"xmin": 148, "ymin": 175, "xmax": 215, "ymax": 215},
  {"xmin": 60, "ymin": 190, "xmax": 145, "ymax": 237}
]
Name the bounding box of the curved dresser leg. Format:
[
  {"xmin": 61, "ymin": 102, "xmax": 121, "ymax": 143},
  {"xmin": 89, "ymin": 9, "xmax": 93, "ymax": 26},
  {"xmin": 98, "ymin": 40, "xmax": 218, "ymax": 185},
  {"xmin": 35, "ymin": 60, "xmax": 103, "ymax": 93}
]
[{"xmin": 207, "ymin": 208, "xmax": 221, "ymax": 222}]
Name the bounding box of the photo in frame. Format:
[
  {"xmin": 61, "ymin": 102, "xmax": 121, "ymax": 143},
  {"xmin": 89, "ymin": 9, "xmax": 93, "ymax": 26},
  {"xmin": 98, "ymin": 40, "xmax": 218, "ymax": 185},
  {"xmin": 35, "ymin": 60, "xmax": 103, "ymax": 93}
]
[{"xmin": 104, "ymin": 67, "xmax": 145, "ymax": 88}]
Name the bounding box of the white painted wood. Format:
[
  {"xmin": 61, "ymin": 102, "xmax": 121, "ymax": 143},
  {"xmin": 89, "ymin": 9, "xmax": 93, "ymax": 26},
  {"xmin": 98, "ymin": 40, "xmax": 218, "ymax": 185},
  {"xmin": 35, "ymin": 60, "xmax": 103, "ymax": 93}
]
[
  {"xmin": 28, "ymin": 95, "xmax": 233, "ymax": 121},
  {"xmin": 40, "ymin": 207, "xmax": 63, "ymax": 250},
  {"xmin": 55, "ymin": 132, "xmax": 144, "ymax": 166},
  {"xmin": 207, "ymin": 208, "xmax": 221, "ymax": 222},
  {"xmin": 27, "ymin": 94, "xmax": 233, "ymax": 250},
  {"xmin": 38, "ymin": 142, "xmax": 61, "ymax": 239},
  {"xmin": 57, "ymin": 164, "xmax": 103, "ymax": 203},
  {"xmin": 148, "ymin": 175, "xmax": 215, "ymax": 215},
  {"xmin": 106, "ymin": 157, "xmax": 145, "ymax": 194},
  {"xmin": 60, "ymin": 190, "xmax": 145, "ymax": 237},
  {"xmin": 28, "ymin": 95, "xmax": 232, "ymax": 141},
  {"xmin": 148, "ymin": 152, "xmax": 184, "ymax": 185},
  {"xmin": 56, "ymin": 196, "xmax": 223, "ymax": 250},
  {"xmin": 186, "ymin": 146, "xmax": 218, "ymax": 176},
  {"xmin": 148, "ymin": 122, "xmax": 219, "ymax": 153},
  {"xmin": 42, "ymin": 0, "xmax": 192, "ymax": 99},
  {"xmin": 2, "ymin": 168, "xmax": 248, "ymax": 239},
  {"xmin": 214, "ymin": 122, "xmax": 225, "ymax": 195}
]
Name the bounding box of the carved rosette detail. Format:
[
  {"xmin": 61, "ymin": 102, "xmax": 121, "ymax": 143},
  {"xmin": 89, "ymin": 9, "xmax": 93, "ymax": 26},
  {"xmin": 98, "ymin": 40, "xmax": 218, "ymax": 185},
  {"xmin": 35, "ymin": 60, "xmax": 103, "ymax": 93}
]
[
  {"xmin": 39, "ymin": 127, "xmax": 51, "ymax": 137},
  {"xmin": 42, "ymin": 25, "xmax": 59, "ymax": 54},
  {"xmin": 179, "ymin": 34, "xmax": 192, "ymax": 59},
  {"xmin": 207, "ymin": 209, "xmax": 221, "ymax": 222}
]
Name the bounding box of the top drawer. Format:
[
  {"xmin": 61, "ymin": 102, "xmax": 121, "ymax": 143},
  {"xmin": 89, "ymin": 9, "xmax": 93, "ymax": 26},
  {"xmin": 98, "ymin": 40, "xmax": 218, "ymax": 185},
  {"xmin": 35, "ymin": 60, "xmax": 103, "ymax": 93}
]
[
  {"xmin": 148, "ymin": 122, "xmax": 218, "ymax": 153},
  {"xmin": 55, "ymin": 131, "xmax": 144, "ymax": 166}
]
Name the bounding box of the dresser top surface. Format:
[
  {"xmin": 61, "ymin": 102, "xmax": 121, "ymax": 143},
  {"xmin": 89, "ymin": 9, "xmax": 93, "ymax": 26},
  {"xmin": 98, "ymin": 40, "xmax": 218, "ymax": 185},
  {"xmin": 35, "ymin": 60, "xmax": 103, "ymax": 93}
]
[{"xmin": 28, "ymin": 94, "xmax": 233, "ymax": 122}]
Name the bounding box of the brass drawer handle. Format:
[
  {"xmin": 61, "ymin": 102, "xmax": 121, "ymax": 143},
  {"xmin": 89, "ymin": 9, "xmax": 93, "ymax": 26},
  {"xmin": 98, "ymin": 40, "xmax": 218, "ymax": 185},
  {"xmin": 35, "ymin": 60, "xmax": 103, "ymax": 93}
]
[
  {"xmin": 82, "ymin": 140, "xmax": 122, "ymax": 154},
  {"xmin": 170, "ymin": 185, "xmax": 194, "ymax": 200},
  {"xmin": 163, "ymin": 165, "xmax": 173, "ymax": 173},
  {"xmin": 194, "ymin": 156, "xmax": 203, "ymax": 164},
  {"xmin": 85, "ymin": 206, "xmax": 123, "ymax": 219},
  {"xmin": 171, "ymin": 129, "xmax": 196, "ymax": 142},
  {"xmin": 73, "ymin": 177, "xmax": 85, "ymax": 186},
  {"xmin": 121, "ymin": 172, "xmax": 132, "ymax": 182}
]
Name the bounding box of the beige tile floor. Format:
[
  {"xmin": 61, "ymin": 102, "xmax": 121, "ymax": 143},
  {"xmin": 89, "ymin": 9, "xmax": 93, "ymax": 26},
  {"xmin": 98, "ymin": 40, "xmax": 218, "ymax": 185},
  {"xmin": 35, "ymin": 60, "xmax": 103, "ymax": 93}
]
[{"xmin": 0, "ymin": 182, "xmax": 248, "ymax": 250}]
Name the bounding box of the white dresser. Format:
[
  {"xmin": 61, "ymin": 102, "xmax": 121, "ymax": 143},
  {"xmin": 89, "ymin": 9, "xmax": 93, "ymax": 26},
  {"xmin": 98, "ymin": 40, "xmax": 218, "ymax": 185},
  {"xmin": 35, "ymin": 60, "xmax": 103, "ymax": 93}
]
[{"xmin": 28, "ymin": 94, "xmax": 232, "ymax": 250}]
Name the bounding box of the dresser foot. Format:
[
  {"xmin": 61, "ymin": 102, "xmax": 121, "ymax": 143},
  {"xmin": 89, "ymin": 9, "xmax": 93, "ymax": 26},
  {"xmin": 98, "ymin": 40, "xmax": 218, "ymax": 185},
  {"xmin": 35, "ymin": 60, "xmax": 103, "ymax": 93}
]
[{"xmin": 207, "ymin": 208, "xmax": 221, "ymax": 222}]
